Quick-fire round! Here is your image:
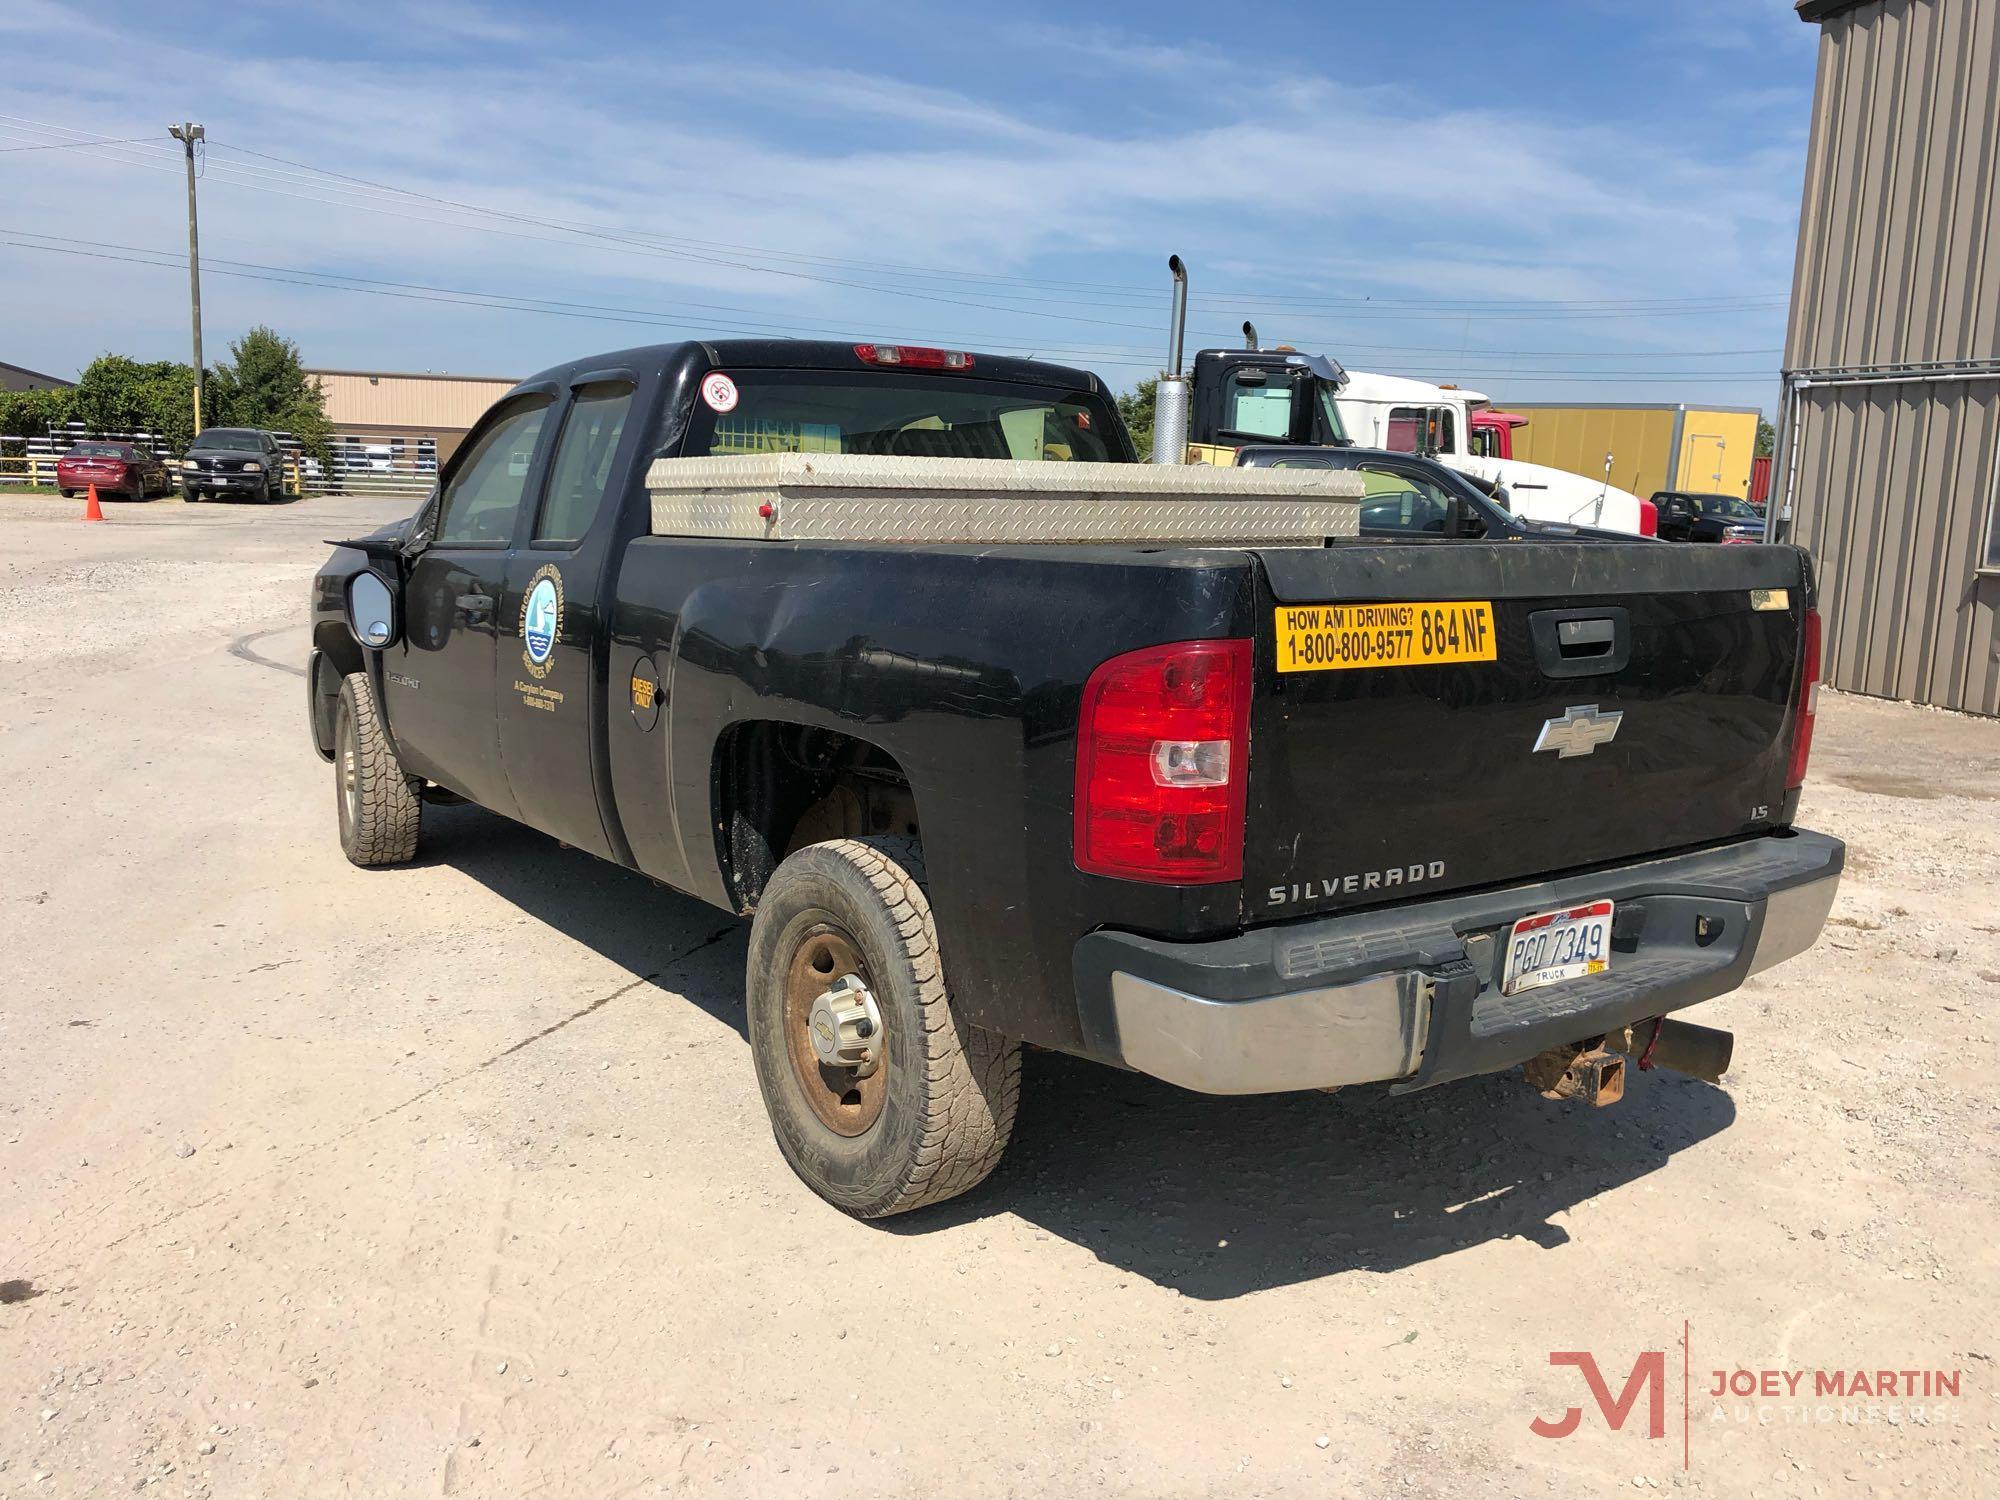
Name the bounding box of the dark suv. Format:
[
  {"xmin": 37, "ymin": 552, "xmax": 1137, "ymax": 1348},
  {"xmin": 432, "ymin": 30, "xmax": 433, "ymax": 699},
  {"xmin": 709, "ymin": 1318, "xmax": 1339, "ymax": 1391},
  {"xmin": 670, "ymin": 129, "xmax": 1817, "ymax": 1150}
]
[
  {"xmin": 182, "ymin": 427, "xmax": 287, "ymax": 502},
  {"xmin": 1652, "ymin": 490, "xmax": 1764, "ymax": 544}
]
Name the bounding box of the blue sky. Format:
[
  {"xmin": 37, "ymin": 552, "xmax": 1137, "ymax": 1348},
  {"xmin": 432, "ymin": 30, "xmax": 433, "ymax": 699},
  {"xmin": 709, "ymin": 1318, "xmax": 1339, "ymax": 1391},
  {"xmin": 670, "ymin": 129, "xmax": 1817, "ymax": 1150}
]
[{"xmin": 1, "ymin": 0, "xmax": 1818, "ymax": 410}]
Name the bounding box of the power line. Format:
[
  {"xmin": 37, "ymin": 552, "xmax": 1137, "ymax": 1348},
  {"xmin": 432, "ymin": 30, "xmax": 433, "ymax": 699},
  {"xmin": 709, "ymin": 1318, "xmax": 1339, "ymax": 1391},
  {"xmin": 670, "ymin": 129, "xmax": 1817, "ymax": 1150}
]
[
  {"xmin": 0, "ymin": 135, "xmax": 158, "ymax": 154},
  {"xmin": 0, "ymin": 112, "xmax": 1792, "ymax": 327},
  {"xmin": 0, "ymin": 230, "xmax": 1776, "ymax": 382}
]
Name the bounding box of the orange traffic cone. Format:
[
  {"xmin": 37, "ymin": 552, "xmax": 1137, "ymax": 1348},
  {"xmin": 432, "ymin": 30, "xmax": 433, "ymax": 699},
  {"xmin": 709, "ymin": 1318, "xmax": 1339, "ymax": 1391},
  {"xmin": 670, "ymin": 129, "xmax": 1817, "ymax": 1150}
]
[{"xmin": 82, "ymin": 483, "xmax": 105, "ymax": 522}]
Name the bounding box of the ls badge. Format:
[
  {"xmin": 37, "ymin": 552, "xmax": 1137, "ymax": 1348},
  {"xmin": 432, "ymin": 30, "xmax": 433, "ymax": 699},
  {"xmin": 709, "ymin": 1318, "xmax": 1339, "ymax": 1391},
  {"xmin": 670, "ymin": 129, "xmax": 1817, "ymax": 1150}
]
[{"xmin": 1533, "ymin": 703, "xmax": 1623, "ymax": 759}]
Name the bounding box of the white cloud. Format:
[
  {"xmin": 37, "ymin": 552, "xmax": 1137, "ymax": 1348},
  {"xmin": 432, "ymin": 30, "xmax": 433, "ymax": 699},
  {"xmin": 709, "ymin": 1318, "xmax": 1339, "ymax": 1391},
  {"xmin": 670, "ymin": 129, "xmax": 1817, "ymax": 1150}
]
[{"xmin": 0, "ymin": 2, "xmax": 1805, "ymax": 401}]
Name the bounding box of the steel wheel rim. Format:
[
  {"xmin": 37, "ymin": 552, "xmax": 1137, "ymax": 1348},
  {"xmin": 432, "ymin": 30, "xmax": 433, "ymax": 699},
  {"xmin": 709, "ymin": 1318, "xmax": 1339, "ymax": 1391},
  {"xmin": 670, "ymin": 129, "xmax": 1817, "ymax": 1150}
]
[
  {"xmin": 338, "ymin": 714, "xmax": 360, "ymax": 831},
  {"xmin": 782, "ymin": 922, "xmax": 886, "ymax": 1137}
]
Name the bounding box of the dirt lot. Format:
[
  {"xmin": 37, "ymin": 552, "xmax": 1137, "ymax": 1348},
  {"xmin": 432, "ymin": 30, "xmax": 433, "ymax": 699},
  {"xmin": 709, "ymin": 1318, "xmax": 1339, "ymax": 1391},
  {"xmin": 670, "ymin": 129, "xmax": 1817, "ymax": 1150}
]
[{"xmin": 2, "ymin": 493, "xmax": 1995, "ymax": 1499}]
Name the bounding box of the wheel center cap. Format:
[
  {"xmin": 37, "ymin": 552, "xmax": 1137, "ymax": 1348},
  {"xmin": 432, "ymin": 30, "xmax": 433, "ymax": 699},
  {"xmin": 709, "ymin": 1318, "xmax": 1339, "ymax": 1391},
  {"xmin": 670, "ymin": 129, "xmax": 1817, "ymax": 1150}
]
[{"xmin": 807, "ymin": 973, "xmax": 883, "ymax": 1077}]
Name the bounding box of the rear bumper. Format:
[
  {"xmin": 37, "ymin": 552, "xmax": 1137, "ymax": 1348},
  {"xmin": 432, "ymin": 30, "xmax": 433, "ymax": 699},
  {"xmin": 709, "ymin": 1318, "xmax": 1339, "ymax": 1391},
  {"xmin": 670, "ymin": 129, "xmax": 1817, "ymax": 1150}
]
[{"xmin": 1072, "ymin": 829, "xmax": 1842, "ymax": 1096}]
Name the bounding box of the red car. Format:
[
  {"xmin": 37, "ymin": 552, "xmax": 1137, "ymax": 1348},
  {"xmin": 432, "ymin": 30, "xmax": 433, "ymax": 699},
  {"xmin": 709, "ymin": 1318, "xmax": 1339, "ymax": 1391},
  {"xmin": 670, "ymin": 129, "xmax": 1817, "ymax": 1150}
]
[{"xmin": 56, "ymin": 441, "xmax": 171, "ymax": 501}]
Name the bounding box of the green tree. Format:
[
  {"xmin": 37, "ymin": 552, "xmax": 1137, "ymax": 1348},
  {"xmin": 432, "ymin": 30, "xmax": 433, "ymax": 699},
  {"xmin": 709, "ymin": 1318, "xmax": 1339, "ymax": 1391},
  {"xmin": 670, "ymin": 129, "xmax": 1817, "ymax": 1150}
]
[
  {"xmin": 68, "ymin": 356, "xmax": 198, "ymax": 455},
  {"xmin": 0, "ymin": 386, "xmax": 76, "ymax": 444},
  {"xmin": 1756, "ymin": 417, "xmax": 1775, "ymax": 457},
  {"xmin": 1118, "ymin": 376, "xmax": 1159, "ymax": 458},
  {"xmin": 207, "ymin": 326, "xmax": 331, "ymax": 462}
]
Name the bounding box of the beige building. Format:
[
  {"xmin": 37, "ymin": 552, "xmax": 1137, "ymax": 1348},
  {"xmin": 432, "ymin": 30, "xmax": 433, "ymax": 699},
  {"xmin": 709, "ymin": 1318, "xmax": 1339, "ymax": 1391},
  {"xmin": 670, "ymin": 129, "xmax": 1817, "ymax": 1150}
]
[
  {"xmin": 1775, "ymin": 0, "xmax": 2000, "ymax": 716},
  {"xmin": 306, "ymin": 368, "xmax": 519, "ymax": 466}
]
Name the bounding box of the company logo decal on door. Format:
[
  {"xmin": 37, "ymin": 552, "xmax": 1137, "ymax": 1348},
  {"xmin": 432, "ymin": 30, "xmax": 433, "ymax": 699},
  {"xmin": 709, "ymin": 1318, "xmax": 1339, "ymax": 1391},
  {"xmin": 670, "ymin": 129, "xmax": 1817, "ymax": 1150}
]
[{"xmin": 520, "ymin": 564, "xmax": 564, "ymax": 678}]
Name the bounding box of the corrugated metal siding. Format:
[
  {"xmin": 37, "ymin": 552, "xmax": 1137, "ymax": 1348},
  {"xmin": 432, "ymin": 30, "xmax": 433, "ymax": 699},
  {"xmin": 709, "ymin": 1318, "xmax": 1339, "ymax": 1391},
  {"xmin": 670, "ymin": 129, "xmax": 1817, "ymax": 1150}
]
[
  {"xmin": 1789, "ymin": 381, "xmax": 1999, "ymax": 714},
  {"xmin": 308, "ymin": 371, "xmax": 518, "ymax": 431},
  {"xmin": 1782, "ymin": 0, "xmax": 2000, "ymax": 716},
  {"xmin": 1786, "ymin": 0, "xmax": 2000, "ymax": 369}
]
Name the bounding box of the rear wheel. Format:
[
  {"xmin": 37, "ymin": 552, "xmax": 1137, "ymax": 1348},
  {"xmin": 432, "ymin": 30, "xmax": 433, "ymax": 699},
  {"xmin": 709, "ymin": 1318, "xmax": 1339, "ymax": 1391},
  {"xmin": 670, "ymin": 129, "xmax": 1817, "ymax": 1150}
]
[
  {"xmin": 746, "ymin": 836, "xmax": 1021, "ymax": 1218},
  {"xmin": 58, "ymin": 488, "xmax": 72, "ymax": 499},
  {"xmin": 334, "ymin": 671, "xmax": 421, "ymax": 866}
]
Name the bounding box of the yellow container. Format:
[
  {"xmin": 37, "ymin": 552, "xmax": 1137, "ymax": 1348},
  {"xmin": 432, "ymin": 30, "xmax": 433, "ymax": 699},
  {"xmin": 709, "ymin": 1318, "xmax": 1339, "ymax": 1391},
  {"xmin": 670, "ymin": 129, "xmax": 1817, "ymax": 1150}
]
[{"xmin": 1506, "ymin": 404, "xmax": 1762, "ymax": 500}]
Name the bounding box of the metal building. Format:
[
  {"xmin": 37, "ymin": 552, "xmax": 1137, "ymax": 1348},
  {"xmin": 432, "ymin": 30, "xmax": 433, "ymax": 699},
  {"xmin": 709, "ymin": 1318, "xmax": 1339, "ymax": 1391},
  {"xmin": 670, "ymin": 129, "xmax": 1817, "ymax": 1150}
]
[
  {"xmin": 0, "ymin": 359, "xmax": 72, "ymax": 392},
  {"xmin": 305, "ymin": 368, "xmax": 519, "ymax": 466},
  {"xmin": 1773, "ymin": 0, "xmax": 2000, "ymax": 716}
]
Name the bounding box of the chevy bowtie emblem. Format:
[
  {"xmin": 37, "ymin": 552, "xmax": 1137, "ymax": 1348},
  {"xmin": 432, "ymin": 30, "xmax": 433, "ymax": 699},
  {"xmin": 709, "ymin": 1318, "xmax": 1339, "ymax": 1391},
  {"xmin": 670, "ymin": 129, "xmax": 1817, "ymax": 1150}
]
[{"xmin": 1534, "ymin": 703, "xmax": 1624, "ymax": 758}]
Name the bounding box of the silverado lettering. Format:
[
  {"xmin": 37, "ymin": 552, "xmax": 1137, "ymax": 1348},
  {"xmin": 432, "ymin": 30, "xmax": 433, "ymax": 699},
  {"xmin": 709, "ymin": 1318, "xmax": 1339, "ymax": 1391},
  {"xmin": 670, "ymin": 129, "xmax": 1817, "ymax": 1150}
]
[{"xmin": 1268, "ymin": 860, "xmax": 1447, "ymax": 906}]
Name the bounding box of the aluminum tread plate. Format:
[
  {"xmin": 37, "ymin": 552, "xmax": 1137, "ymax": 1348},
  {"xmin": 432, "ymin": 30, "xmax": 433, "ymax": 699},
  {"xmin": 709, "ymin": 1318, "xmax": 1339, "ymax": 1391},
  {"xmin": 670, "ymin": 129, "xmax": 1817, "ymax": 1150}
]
[{"xmin": 647, "ymin": 452, "xmax": 1363, "ymax": 544}]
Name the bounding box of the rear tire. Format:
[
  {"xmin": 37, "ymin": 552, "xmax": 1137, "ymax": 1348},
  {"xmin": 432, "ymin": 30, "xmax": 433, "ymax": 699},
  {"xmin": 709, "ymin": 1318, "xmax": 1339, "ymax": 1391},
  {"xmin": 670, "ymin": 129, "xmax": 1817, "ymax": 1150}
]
[
  {"xmin": 334, "ymin": 671, "xmax": 421, "ymax": 867},
  {"xmin": 58, "ymin": 488, "xmax": 72, "ymax": 499},
  {"xmin": 746, "ymin": 836, "xmax": 1020, "ymax": 1218}
]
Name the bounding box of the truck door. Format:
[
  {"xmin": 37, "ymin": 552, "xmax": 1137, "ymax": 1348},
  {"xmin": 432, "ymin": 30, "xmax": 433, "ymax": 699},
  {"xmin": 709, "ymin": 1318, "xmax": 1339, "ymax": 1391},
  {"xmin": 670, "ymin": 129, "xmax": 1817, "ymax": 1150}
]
[
  {"xmin": 385, "ymin": 393, "xmax": 555, "ymax": 819},
  {"xmin": 494, "ymin": 380, "xmax": 638, "ymax": 860}
]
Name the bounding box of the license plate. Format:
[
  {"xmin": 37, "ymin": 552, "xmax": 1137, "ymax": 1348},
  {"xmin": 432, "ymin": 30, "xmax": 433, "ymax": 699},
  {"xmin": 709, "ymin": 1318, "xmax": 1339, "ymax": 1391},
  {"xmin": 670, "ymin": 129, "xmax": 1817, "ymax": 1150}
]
[
  {"xmin": 1274, "ymin": 601, "xmax": 1497, "ymax": 672},
  {"xmin": 1502, "ymin": 899, "xmax": 1613, "ymax": 995}
]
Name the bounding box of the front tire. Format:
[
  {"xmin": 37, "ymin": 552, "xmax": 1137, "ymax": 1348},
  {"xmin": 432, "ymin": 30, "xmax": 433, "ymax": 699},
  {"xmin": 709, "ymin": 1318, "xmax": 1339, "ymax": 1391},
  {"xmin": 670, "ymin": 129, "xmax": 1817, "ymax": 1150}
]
[
  {"xmin": 334, "ymin": 671, "xmax": 421, "ymax": 866},
  {"xmin": 746, "ymin": 836, "xmax": 1020, "ymax": 1219}
]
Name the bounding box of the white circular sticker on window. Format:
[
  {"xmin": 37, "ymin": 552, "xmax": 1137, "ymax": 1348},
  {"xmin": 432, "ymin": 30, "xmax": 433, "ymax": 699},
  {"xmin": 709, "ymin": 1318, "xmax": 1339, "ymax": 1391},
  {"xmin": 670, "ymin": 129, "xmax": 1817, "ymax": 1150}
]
[{"xmin": 701, "ymin": 373, "xmax": 739, "ymax": 413}]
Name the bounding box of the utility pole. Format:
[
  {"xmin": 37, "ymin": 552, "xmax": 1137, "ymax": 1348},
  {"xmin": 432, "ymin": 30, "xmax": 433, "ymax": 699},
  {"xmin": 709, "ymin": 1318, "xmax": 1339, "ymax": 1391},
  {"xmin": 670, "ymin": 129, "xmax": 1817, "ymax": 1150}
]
[{"xmin": 168, "ymin": 122, "xmax": 205, "ymax": 435}]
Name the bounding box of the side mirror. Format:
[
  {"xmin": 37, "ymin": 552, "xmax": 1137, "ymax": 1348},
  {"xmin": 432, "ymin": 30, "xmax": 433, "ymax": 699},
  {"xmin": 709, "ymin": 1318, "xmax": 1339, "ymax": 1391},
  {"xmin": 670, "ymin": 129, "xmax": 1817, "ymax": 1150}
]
[{"xmin": 346, "ymin": 570, "xmax": 399, "ymax": 649}]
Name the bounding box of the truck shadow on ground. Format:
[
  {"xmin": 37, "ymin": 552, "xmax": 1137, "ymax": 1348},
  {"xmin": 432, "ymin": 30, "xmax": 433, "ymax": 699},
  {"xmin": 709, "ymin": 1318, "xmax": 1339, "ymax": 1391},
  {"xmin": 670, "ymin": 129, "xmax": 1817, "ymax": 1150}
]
[{"xmin": 422, "ymin": 804, "xmax": 1737, "ymax": 1301}]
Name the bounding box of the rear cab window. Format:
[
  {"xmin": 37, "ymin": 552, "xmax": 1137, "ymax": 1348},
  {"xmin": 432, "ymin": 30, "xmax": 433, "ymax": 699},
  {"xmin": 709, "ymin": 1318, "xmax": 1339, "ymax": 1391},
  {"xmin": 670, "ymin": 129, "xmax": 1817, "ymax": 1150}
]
[{"xmin": 681, "ymin": 371, "xmax": 1127, "ymax": 463}]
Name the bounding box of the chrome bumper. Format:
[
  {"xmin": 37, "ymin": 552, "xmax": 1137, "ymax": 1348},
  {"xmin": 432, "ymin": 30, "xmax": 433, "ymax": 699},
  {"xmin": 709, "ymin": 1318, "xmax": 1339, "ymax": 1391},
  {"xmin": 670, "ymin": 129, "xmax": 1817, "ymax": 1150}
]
[{"xmin": 1075, "ymin": 831, "xmax": 1844, "ymax": 1097}]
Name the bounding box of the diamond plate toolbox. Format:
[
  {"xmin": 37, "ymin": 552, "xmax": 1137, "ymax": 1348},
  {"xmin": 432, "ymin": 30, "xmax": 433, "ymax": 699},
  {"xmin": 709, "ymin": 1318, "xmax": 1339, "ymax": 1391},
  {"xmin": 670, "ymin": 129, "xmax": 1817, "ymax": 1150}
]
[{"xmin": 646, "ymin": 452, "xmax": 1364, "ymax": 545}]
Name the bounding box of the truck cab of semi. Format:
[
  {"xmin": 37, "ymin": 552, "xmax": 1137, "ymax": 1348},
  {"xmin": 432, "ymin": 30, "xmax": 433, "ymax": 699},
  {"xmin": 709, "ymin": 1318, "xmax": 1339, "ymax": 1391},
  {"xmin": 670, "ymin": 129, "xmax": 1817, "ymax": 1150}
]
[{"xmin": 1172, "ymin": 333, "xmax": 1650, "ymax": 535}]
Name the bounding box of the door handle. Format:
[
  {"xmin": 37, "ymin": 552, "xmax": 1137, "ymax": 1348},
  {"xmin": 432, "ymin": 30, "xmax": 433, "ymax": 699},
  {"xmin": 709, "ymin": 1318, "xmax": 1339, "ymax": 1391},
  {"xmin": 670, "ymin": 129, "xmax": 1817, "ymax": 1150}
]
[
  {"xmin": 456, "ymin": 592, "xmax": 495, "ymax": 619},
  {"xmin": 1529, "ymin": 607, "xmax": 1630, "ymax": 679}
]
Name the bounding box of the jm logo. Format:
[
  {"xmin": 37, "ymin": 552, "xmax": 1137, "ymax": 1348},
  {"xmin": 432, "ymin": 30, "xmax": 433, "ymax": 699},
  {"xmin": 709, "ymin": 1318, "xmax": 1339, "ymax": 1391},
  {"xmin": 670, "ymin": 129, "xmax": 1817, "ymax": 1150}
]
[
  {"xmin": 1534, "ymin": 703, "xmax": 1624, "ymax": 759},
  {"xmin": 1531, "ymin": 1351, "xmax": 1667, "ymax": 1440}
]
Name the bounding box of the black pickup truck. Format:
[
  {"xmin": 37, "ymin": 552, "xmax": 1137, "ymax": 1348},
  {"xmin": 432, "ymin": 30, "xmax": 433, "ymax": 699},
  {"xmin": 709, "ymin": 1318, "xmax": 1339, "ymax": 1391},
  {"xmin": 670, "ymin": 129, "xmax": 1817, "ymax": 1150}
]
[{"xmin": 308, "ymin": 338, "xmax": 1841, "ymax": 1218}]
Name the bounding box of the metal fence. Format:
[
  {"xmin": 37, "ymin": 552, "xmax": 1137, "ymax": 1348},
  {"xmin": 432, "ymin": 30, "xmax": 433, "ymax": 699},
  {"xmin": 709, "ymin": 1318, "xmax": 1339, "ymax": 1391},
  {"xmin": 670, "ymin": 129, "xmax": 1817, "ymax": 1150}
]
[
  {"xmin": 2, "ymin": 424, "xmax": 439, "ymax": 498},
  {"xmin": 301, "ymin": 434, "xmax": 438, "ymax": 498}
]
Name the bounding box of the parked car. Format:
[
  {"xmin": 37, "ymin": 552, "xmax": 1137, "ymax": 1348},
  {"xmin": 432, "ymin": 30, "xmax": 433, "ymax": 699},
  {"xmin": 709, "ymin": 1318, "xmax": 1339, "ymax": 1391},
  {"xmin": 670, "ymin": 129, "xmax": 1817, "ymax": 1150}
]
[
  {"xmin": 182, "ymin": 427, "xmax": 287, "ymax": 502},
  {"xmin": 1653, "ymin": 490, "xmax": 1766, "ymax": 544},
  {"xmin": 307, "ymin": 338, "xmax": 1837, "ymax": 1218},
  {"xmin": 56, "ymin": 441, "xmax": 170, "ymax": 500}
]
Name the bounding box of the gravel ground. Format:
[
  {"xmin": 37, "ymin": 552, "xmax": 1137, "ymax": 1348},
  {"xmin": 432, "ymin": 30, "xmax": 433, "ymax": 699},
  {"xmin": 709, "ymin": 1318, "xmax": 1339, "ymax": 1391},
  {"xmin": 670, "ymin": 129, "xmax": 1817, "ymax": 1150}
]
[{"xmin": 1, "ymin": 494, "xmax": 1995, "ymax": 1498}]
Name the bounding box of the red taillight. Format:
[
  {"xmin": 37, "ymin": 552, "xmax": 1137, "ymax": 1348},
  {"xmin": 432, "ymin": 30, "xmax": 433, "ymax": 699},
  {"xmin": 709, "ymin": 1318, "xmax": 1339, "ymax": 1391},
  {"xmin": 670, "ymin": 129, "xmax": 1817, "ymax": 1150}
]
[
  {"xmin": 1074, "ymin": 639, "xmax": 1251, "ymax": 884},
  {"xmin": 853, "ymin": 343, "xmax": 974, "ymax": 370},
  {"xmin": 1638, "ymin": 498, "xmax": 1658, "ymax": 538},
  {"xmin": 1785, "ymin": 607, "xmax": 1822, "ymax": 790}
]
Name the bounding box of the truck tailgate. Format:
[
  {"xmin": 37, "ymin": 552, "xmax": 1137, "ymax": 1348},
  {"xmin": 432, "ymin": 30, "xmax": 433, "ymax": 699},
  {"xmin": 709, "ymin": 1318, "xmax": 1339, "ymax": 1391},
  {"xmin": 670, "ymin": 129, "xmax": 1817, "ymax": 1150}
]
[{"xmin": 1247, "ymin": 541, "xmax": 1809, "ymax": 922}]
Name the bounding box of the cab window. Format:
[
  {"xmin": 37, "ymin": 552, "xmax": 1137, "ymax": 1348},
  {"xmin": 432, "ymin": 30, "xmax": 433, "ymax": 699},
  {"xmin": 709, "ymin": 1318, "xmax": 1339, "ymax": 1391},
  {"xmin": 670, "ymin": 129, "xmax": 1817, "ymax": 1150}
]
[
  {"xmin": 1386, "ymin": 407, "xmax": 1454, "ymax": 455},
  {"xmin": 1226, "ymin": 372, "xmax": 1293, "ymax": 439},
  {"xmin": 1354, "ymin": 463, "xmax": 1457, "ymax": 534},
  {"xmin": 436, "ymin": 398, "xmax": 551, "ymax": 545},
  {"xmin": 689, "ymin": 371, "xmax": 1123, "ymax": 461},
  {"xmin": 534, "ymin": 384, "xmax": 634, "ymax": 546}
]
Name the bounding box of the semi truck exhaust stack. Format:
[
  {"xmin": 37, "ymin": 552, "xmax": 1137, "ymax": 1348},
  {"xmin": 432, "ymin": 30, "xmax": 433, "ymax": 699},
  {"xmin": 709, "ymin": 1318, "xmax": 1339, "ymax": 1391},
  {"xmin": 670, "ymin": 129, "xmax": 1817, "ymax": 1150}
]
[{"xmin": 1151, "ymin": 255, "xmax": 1191, "ymax": 464}]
